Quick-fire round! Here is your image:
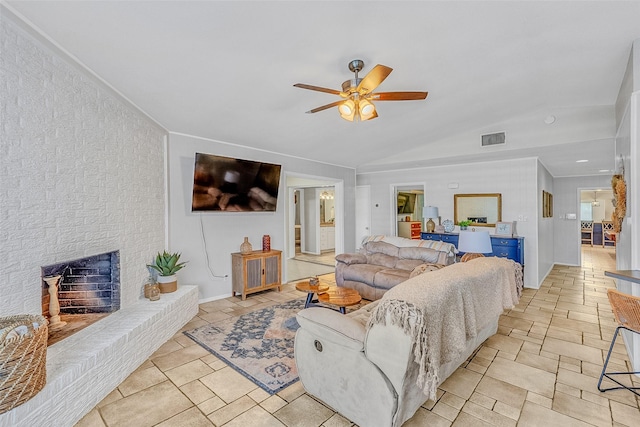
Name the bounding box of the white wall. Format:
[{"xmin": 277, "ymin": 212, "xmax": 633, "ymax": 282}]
[
  {"xmin": 537, "ymin": 161, "xmax": 554, "ymax": 283},
  {"xmin": 553, "ymin": 175, "xmax": 611, "ymax": 266},
  {"xmin": 0, "ymin": 11, "xmax": 167, "ymax": 316},
  {"xmin": 357, "ymin": 157, "xmax": 539, "ymax": 287},
  {"xmin": 613, "ymin": 40, "xmax": 636, "ymax": 271},
  {"xmin": 167, "ymin": 133, "xmax": 356, "ymax": 302},
  {"xmin": 303, "ymin": 188, "xmax": 319, "ymax": 253}
]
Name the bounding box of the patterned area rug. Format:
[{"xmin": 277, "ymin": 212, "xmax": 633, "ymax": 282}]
[{"xmin": 184, "ymin": 299, "xmax": 304, "ymax": 394}]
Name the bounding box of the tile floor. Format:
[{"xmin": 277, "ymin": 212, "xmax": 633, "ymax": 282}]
[
  {"xmin": 293, "ymin": 251, "xmax": 336, "ymax": 267},
  {"xmin": 76, "ymin": 246, "xmax": 640, "ymax": 426},
  {"xmin": 286, "ymin": 258, "xmax": 335, "ymax": 283}
]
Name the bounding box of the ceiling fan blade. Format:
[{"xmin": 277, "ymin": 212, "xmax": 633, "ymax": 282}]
[
  {"xmin": 305, "ymin": 100, "xmax": 344, "ymax": 114},
  {"xmin": 293, "ymin": 83, "xmax": 342, "ymax": 96},
  {"xmin": 369, "ymin": 92, "xmax": 428, "ymax": 101},
  {"xmin": 356, "ymin": 64, "xmax": 393, "ymax": 94}
]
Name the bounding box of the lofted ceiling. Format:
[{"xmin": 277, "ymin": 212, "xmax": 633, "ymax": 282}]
[{"xmin": 6, "ymin": 1, "xmax": 640, "ymax": 177}]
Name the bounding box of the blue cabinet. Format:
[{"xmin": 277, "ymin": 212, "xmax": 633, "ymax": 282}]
[{"xmin": 421, "ymin": 232, "xmax": 525, "ymax": 265}]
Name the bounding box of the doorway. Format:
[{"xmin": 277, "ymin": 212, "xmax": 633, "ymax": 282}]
[
  {"xmin": 579, "ymin": 188, "xmax": 616, "ymax": 266},
  {"xmin": 392, "ymin": 184, "xmax": 425, "ymax": 239},
  {"xmin": 285, "ymin": 174, "xmax": 343, "ymax": 282}
]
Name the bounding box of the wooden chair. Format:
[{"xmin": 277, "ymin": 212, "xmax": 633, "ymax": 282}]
[
  {"xmin": 602, "ymin": 221, "xmax": 616, "ymax": 248},
  {"xmin": 598, "ymin": 289, "xmax": 640, "ymax": 397},
  {"xmin": 581, "ymin": 221, "xmax": 593, "ymax": 246}
]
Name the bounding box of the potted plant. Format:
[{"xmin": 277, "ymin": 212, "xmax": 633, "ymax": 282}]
[
  {"xmin": 458, "ymin": 220, "xmax": 472, "ymax": 230},
  {"xmin": 147, "ymin": 251, "xmax": 187, "ymax": 293}
]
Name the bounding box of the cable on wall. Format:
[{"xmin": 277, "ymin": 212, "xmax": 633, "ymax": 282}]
[{"xmin": 200, "ymin": 214, "xmax": 228, "ymax": 279}]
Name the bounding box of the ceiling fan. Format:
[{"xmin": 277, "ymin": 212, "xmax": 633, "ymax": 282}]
[{"xmin": 294, "ymin": 59, "xmax": 428, "ymax": 122}]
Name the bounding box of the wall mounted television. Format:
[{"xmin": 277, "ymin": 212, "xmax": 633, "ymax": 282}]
[{"xmin": 192, "ymin": 153, "xmax": 282, "ymax": 212}]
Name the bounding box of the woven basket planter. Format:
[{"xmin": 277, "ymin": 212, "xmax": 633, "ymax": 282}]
[{"xmin": 0, "ymin": 314, "xmax": 48, "ymax": 414}]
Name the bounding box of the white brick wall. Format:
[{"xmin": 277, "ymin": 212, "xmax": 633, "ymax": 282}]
[
  {"xmin": 0, "ymin": 11, "xmax": 201, "ymax": 427},
  {"xmin": 0, "ymin": 14, "xmax": 166, "ymax": 315}
]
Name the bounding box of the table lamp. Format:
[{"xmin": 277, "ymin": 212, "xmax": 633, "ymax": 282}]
[
  {"xmin": 458, "ymin": 230, "xmax": 493, "ymax": 262},
  {"xmin": 423, "ymin": 206, "xmax": 439, "ymax": 233}
]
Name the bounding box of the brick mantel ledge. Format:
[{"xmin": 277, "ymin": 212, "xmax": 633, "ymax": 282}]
[{"xmin": 0, "ymin": 285, "xmax": 199, "ymax": 427}]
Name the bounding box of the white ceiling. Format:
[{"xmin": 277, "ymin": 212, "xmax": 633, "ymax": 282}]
[{"xmin": 6, "ymin": 1, "xmax": 640, "ymax": 177}]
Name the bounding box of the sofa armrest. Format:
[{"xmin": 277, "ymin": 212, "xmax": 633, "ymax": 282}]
[
  {"xmin": 335, "ymin": 253, "xmax": 367, "ymax": 265},
  {"xmin": 296, "ymin": 308, "xmax": 366, "ymax": 351}
]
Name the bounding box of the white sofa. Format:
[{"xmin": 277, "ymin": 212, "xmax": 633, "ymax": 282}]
[{"xmin": 294, "ymin": 257, "xmax": 522, "ymax": 427}]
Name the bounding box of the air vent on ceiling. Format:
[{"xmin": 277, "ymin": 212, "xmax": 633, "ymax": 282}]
[{"xmin": 481, "ymin": 132, "xmax": 505, "ymax": 147}]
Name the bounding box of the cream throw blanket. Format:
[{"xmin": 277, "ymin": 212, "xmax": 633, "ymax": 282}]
[{"xmin": 367, "ymin": 257, "xmax": 523, "ymax": 401}]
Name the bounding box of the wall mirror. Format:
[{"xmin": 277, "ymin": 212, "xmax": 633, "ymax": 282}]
[{"xmin": 454, "ymin": 193, "xmax": 502, "ymax": 227}]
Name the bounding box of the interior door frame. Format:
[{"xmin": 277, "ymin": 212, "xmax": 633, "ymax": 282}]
[
  {"xmin": 284, "ymin": 172, "xmax": 343, "ymax": 283},
  {"xmin": 390, "ymin": 182, "xmax": 426, "ymax": 236}
]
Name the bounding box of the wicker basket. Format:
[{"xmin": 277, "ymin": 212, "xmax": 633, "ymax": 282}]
[{"xmin": 0, "ymin": 315, "xmax": 48, "ymax": 414}]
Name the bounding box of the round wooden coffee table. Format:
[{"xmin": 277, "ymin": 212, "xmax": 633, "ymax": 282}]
[
  {"xmin": 296, "ymin": 281, "xmax": 330, "ymax": 309},
  {"xmin": 318, "ymin": 287, "xmax": 362, "ymax": 314}
]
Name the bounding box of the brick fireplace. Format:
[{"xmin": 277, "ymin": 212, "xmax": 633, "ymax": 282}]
[{"xmin": 41, "ymin": 251, "xmax": 121, "ymax": 344}]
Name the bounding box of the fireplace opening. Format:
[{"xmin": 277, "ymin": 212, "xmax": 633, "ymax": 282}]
[{"xmin": 42, "ymin": 251, "xmax": 120, "ymax": 346}]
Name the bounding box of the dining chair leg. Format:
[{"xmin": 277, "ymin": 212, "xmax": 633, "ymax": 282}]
[{"xmin": 598, "ymin": 326, "xmax": 640, "ymax": 397}]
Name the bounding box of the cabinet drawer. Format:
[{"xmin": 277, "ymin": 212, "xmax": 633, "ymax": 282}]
[
  {"xmin": 491, "ymin": 246, "xmax": 517, "ymax": 259},
  {"xmin": 441, "ymin": 235, "xmax": 457, "ymax": 244},
  {"xmin": 491, "ymin": 238, "xmax": 518, "ymax": 247},
  {"xmin": 421, "ymin": 233, "xmax": 439, "ymax": 241},
  {"xmin": 411, "ymin": 223, "xmax": 421, "ymax": 230}
]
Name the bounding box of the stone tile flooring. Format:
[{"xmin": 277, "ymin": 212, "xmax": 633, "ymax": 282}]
[
  {"xmin": 293, "ymin": 250, "xmax": 335, "ymax": 267},
  {"xmin": 76, "ymin": 246, "xmax": 640, "ymax": 426}
]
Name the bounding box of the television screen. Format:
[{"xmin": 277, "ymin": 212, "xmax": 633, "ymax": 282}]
[{"xmin": 192, "ymin": 153, "xmax": 282, "ymax": 212}]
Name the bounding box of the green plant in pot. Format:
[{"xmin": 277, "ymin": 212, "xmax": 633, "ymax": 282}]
[
  {"xmin": 147, "ymin": 251, "xmax": 187, "ymax": 293},
  {"xmin": 458, "ymin": 220, "xmax": 472, "ymax": 230}
]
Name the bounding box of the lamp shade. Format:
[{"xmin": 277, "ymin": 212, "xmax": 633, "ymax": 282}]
[
  {"xmin": 423, "ymin": 206, "xmax": 439, "ymax": 219},
  {"xmin": 458, "ymin": 230, "xmax": 492, "ymax": 254},
  {"xmin": 339, "ymin": 99, "xmax": 356, "ymax": 121},
  {"xmin": 359, "ymin": 99, "xmax": 376, "ymax": 120}
]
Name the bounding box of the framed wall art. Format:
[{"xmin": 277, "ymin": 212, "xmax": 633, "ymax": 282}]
[
  {"xmin": 495, "ymin": 221, "xmax": 515, "ymax": 237},
  {"xmin": 542, "ymin": 190, "xmax": 553, "ymax": 218}
]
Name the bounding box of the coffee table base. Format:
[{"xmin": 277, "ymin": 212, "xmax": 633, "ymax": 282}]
[
  {"xmin": 304, "ymin": 292, "xmax": 320, "ymax": 309},
  {"xmin": 296, "ymin": 281, "xmax": 330, "ymax": 309}
]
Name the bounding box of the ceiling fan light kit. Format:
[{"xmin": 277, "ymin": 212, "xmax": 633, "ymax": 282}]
[{"xmin": 294, "ymin": 59, "xmax": 428, "ymax": 122}]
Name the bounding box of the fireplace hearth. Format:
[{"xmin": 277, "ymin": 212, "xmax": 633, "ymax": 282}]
[{"xmin": 41, "ymin": 251, "xmax": 120, "ymax": 345}]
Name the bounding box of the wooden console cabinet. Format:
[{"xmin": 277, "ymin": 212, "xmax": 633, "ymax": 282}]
[{"xmin": 231, "ymin": 250, "xmax": 282, "ymax": 300}]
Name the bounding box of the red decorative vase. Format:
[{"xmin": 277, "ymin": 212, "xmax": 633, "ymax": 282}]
[{"xmin": 262, "ymin": 235, "xmax": 271, "ymax": 251}]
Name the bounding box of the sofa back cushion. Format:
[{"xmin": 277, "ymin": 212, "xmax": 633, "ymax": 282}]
[
  {"xmin": 367, "ymin": 252, "xmax": 398, "ymax": 269},
  {"xmin": 398, "ymin": 246, "xmax": 444, "ymax": 264},
  {"xmin": 362, "ymin": 241, "xmax": 400, "ymax": 257},
  {"xmin": 394, "ymin": 259, "xmax": 424, "ymax": 271}
]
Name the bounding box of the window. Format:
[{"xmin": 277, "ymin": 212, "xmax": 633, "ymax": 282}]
[{"xmin": 580, "ymin": 202, "xmax": 593, "ymax": 221}]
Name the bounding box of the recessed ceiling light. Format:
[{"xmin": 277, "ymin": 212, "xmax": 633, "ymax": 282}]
[
  {"xmin": 544, "ymin": 115, "xmax": 556, "ymax": 124},
  {"xmin": 576, "ymin": 159, "xmax": 589, "ymax": 163}
]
